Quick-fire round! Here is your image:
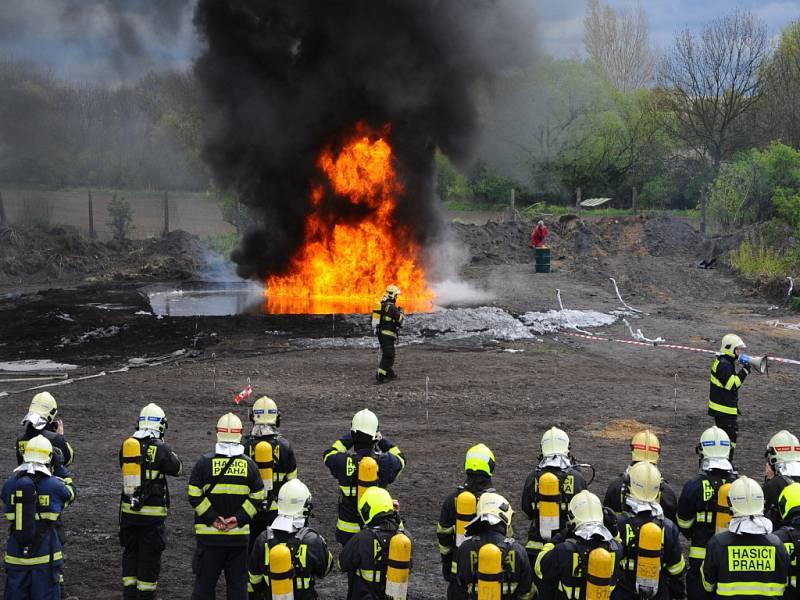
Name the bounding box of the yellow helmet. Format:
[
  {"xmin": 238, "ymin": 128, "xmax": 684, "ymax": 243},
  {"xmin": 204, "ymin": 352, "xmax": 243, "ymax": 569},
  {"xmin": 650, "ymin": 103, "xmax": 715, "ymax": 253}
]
[
  {"xmin": 23, "ymin": 435, "xmax": 53, "ymax": 465},
  {"xmin": 251, "ymin": 396, "xmax": 279, "ymax": 425},
  {"xmin": 351, "ymin": 408, "xmax": 379, "ymax": 439},
  {"xmin": 358, "ymin": 486, "xmax": 394, "ymax": 525},
  {"xmin": 216, "ymin": 413, "xmax": 243, "ymax": 443},
  {"xmin": 25, "ymin": 392, "xmax": 58, "ymax": 426},
  {"xmin": 778, "ymin": 483, "xmax": 800, "ymax": 522},
  {"xmin": 720, "ymin": 334, "xmax": 745, "ymax": 357},
  {"xmin": 630, "ymin": 430, "xmax": 661, "ymax": 463},
  {"xmin": 766, "ymin": 430, "xmax": 800, "ymax": 466},
  {"xmin": 728, "ymin": 476, "xmax": 764, "ymax": 517},
  {"xmin": 385, "ymin": 285, "xmax": 401, "ymax": 300},
  {"xmin": 464, "ymin": 443, "xmax": 496, "ymax": 476},
  {"xmin": 139, "ymin": 403, "xmax": 167, "ymax": 435},
  {"xmin": 628, "ymin": 461, "xmax": 661, "ymax": 503},
  {"xmin": 568, "ymin": 490, "xmax": 604, "ymax": 527},
  {"xmin": 277, "ymin": 479, "xmax": 312, "ymax": 518},
  {"xmin": 541, "ymin": 426, "xmax": 570, "ymax": 457}
]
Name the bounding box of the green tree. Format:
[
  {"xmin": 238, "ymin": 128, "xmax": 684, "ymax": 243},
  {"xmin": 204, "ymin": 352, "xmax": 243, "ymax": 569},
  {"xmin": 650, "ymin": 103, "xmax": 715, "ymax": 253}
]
[{"xmin": 108, "ymin": 195, "xmax": 135, "ymax": 241}]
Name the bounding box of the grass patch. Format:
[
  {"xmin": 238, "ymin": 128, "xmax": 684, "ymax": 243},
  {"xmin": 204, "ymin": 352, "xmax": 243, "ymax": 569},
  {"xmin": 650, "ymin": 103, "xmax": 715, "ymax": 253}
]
[
  {"xmin": 205, "ymin": 233, "xmax": 240, "ymax": 255},
  {"xmin": 445, "ymin": 199, "xmax": 700, "ymax": 219},
  {"xmin": 443, "ymin": 200, "xmax": 501, "ymax": 212},
  {"xmin": 729, "ymin": 238, "xmax": 795, "ymax": 279}
]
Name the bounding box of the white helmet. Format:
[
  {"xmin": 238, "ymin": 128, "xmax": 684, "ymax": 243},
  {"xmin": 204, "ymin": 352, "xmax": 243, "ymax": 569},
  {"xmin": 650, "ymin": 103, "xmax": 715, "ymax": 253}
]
[
  {"xmin": 277, "ymin": 479, "xmax": 312, "ymax": 518},
  {"xmin": 541, "ymin": 426, "xmax": 570, "ymax": 457},
  {"xmin": 728, "ymin": 476, "xmax": 764, "ymax": 517},
  {"xmin": 475, "ymin": 492, "xmax": 514, "ymax": 535},
  {"xmin": 251, "ymin": 396, "xmax": 279, "ymax": 425},
  {"xmin": 23, "ymin": 435, "xmax": 53, "ymax": 465},
  {"xmin": 23, "ymin": 392, "xmax": 58, "ymax": 428},
  {"xmin": 351, "ymin": 409, "xmax": 379, "ymax": 439},
  {"xmin": 569, "ymin": 490, "xmax": 604, "ymax": 527},
  {"xmin": 699, "ymin": 426, "xmax": 732, "ymax": 459},
  {"xmin": 628, "ymin": 461, "xmax": 661, "ymax": 503},
  {"xmin": 720, "ymin": 334, "xmax": 745, "ymax": 357},
  {"xmin": 766, "ymin": 430, "xmax": 800, "ymax": 466},
  {"xmin": 216, "ymin": 413, "xmax": 243, "ymax": 443},
  {"xmin": 138, "ymin": 403, "xmax": 167, "ymax": 435}
]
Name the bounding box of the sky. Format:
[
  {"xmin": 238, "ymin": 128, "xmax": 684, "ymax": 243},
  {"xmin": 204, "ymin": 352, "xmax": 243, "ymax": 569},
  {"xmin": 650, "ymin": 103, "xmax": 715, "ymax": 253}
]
[{"xmin": 0, "ymin": 0, "xmax": 797, "ymax": 84}]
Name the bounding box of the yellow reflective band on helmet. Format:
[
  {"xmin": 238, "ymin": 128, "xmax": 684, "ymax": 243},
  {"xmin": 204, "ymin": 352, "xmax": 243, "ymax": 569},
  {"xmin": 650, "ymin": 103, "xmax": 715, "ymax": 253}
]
[
  {"xmin": 194, "ymin": 524, "xmax": 250, "ymax": 535},
  {"xmin": 715, "ymin": 582, "xmax": 785, "ymax": 596},
  {"xmin": 121, "ymin": 502, "xmax": 168, "ymax": 517},
  {"xmin": 5, "ymin": 551, "xmax": 64, "ymax": 566},
  {"xmin": 727, "ymin": 546, "xmax": 775, "ymax": 571},
  {"xmin": 689, "ymin": 546, "xmax": 707, "ymax": 560},
  {"xmin": 336, "ymin": 518, "xmax": 361, "ymax": 533},
  {"xmin": 708, "ymin": 400, "xmax": 738, "ymax": 415}
]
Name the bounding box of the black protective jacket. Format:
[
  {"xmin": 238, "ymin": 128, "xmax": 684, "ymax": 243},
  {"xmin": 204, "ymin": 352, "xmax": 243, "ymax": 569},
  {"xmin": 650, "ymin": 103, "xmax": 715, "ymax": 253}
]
[
  {"xmin": 373, "ymin": 299, "xmax": 404, "ymax": 337},
  {"xmin": 536, "ymin": 533, "xmax": 624, "ymax": 600},
  {"xmin": 708, "ymin": 354, "xmax": 748, "ymax": 418},
  {"xmin": 774, "ymin": 516, "xmax": 800, "ymax": 600},
  {"xmin": 521, "ymin": 464, "xmax": 587, "ymax": 553},
  {"xmin": 118, "ymin": 435, "xmax": 182, "ymax": 526},
  {"xmin": 242, "ymin": 430, "xmax": 298, "ymax": 514},
  {"xmin": 676, "ymin": 469, "xmax": 737, "ymax": 561},
  {"xmin": 16, "ymin": 424, "xmax": 74, "ymax": 468},
  {"xmin": 764, "ymin": 474, "xmax": 798, "ymax": 529}
]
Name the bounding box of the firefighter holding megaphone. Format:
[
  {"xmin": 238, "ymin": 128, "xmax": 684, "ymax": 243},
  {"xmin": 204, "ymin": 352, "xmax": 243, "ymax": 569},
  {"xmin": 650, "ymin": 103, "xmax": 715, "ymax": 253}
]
[{"xmin": 708, "ymin": 334, "xmax": 767, "ymax": 459}]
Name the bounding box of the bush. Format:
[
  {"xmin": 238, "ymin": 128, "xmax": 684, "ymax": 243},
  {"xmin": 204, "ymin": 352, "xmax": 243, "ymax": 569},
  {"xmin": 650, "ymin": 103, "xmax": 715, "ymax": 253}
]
[
  {"xmin": 108, "ymin": 195, "xmax": 134, "ymax": 241},
  {"xmin": 729, "ymin": 236, "xmax": 793, "ymax": 279},
  {"xmin": 469, "ymin": 162, "xmax": 518, "ymax": 205},
  {"xmin": 435, "ymin": 152, "xmax": 469, "ymax": 203}
]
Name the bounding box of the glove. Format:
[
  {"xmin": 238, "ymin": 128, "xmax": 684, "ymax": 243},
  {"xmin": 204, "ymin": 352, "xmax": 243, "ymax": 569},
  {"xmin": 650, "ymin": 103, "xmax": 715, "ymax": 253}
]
[
  {"xmin": 51, "ymin": 447, "xmax": 64, "ymax": 470},
  {"xmin": 603, "ymin": 507, "xmax": 619, "ymax": 537},
  {"xmin": 441, "ymin": 559, "xmax": 453, "ymax": 582}
]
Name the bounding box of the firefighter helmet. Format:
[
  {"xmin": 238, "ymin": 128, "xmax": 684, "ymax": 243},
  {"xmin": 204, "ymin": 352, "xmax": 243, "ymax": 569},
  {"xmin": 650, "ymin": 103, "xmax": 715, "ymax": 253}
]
[
  {"xmin": 138, "ymin": 403, "xmax": 167, "ymax": 435},
  {"xmin": 23, "ymin": 435, "xmax": 53, "ymax": 465},
  {"xmin": 541, "ymin": 426, "xmax": 570, "ymax": 457},
  {"xmin": 630, "ymin": 430, "xmax": 661, "ymax": 463},
  {"xmin": 358, "ymin": 486, "xmax": 394, "ymax": 525},
  {"xmin": 351, "ymin": 408, "xmax": 379, "ymax": 439},
  {"xmin": 277, "ymin": 479, "xmax": 312, "ymax": 518},
  {"xmin": 699, "ymin": 426, "xmax": 731, "ymax": 459},
  {"xmin": 475, "ymin": 492, "xmax": 513, "ymax": 533},
  {"xmin": 216, "ymin": 413, "xmax": 243, "ymax": 443},
  {"xmin": 24, "ymin": 392, "xmax": 58, "ymax": 426},
  {"xmin": 464, "ymin": 443, "xmax": 496, "ymax": 476},
  {"xmin": 251, "ymin": 396, "xmax": 279, "ymax": 425},
  {"xmin": 568, "ymin": 490, "xmax": 604, "ymax": 527},
  {"xmin": 719, "ymin": 334, "xmax": 745, "ymax": 357},
  {"xmin": 628, "ymin": 461, "xmax": 661, "ymax": 503},
  {"xmin": 385, "ymin": 285, "xmax": 401, "ymax": 300},
  {"xmin": 779, "ymin": 483, "xmax": 800, "ymax": 522},
  {"xmin": 766, "ymin": 430, "xmax": 800, "ymax": 466},
  {"xmin": 728, "ymin": 476, "xmax": 764, "ymax": 517}
]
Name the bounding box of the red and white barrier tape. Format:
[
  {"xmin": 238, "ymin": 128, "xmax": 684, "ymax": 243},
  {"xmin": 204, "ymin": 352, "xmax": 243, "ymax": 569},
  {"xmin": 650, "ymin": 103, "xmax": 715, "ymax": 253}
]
[{"xmin": 563, "ymin": 331, "xmax": 800, "ymax": 366}]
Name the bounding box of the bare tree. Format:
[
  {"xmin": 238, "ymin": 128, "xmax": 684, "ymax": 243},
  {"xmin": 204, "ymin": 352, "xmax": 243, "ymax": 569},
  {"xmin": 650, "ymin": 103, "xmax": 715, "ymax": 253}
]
[
  {"xmin": 584, "ymin": 0, "xmax": 656, "ymax": 91},
  {"xmin": 761, "ymin": 22, "xmax": 800, "ymax": 148},
  {"xmin": 658, "ymin": 9, "xmax": 770, "ymax": 169}
]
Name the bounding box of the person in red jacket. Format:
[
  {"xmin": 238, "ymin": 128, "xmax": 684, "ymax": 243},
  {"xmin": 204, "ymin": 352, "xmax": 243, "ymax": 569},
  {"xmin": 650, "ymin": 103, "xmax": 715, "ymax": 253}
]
[{"xmin": 531, "ymin": 220, "xmax": 548, "ymax": 248}]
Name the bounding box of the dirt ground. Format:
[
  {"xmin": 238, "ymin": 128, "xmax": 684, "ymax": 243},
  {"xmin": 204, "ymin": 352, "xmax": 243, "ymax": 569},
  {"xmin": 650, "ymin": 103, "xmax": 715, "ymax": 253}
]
[{"xmin": 1, "ymin": 215, "xmax": 800, "ymax": 599}]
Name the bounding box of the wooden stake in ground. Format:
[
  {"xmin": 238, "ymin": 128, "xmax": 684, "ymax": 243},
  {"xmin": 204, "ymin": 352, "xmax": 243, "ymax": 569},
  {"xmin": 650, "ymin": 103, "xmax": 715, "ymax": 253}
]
[
  {"xmin": 510, "ymin": 188, "xmax": 516, "ymax": 222},
  {"xmin": 87, "ymin": 190, "xmax": 96, "ymax": 239},
  {"xmin": 162, "ymin": 190, "xmax": 170, "ymax": 237},
  {"xmin": 576, "ymin": 186, "xmax": 582, "ymax": 215},
  {"xmin": 0, "ymin": 191, "xmax": 6, "ymax": 226}
]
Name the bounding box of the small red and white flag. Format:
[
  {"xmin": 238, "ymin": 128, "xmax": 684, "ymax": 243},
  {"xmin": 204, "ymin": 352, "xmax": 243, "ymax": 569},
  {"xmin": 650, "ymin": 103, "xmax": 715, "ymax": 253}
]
[{"xmin": 233, "ymin": 384, "xmax": 253, "ymax": 405}]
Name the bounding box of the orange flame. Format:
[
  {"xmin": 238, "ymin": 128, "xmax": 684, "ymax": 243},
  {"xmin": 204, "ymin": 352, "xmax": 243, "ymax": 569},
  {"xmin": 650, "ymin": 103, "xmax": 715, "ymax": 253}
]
[{"xmin": 265, "ymin": 125, "xmax": 435, "ymax": 314}]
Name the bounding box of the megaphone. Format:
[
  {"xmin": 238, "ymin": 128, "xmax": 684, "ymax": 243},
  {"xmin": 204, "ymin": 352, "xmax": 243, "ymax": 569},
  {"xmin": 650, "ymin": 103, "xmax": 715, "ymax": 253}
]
[{"xmin": 740, "ymin": 354, "xmax": 768, "ymax": 374}]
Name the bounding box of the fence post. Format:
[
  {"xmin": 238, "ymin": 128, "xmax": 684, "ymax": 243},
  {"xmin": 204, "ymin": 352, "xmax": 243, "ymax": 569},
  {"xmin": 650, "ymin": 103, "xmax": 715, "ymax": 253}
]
[
  {"xmin": 510, "ymin": 188, "xmax": 516, "ymax": 222},
  {"xmin": 700, "ymin": 186, "xmax": 707, "ymax": 235},
  {"xmin": 576, "ymin": 186, "xmax": 582, "ymax": 215},
  {"xmin": 162, "ymin": 190, "xmax": 170, "ymax": 237},
  {"xmin": 0, "ymin": 191, "xmax": 6, "ymax": 226},
  {"xmin": 632, "ymin": 187, "xmax": 637, "ymax": 215},
  {"xmin": 88, "ymin": 190, "xmax": 96, "ymax": 238}
]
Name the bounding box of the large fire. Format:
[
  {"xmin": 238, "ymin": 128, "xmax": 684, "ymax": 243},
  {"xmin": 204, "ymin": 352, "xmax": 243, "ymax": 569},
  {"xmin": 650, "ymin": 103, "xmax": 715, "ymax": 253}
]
[{"xmin": 265, "ymin": 125, "xmax": 435, "ymax": 314}]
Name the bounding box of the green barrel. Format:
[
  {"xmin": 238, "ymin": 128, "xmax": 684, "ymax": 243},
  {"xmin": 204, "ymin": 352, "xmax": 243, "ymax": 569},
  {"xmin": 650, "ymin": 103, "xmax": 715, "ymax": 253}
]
[{"xmin": 535, "ymin": 247, "xmax": 551, "ymax": 273}]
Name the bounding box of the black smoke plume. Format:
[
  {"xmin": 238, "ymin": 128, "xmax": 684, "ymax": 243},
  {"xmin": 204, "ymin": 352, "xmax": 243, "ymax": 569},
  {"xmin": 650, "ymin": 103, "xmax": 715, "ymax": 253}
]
[{"xmin": 193, "ymin": 0, "xmax": 537, "ymax": 281}]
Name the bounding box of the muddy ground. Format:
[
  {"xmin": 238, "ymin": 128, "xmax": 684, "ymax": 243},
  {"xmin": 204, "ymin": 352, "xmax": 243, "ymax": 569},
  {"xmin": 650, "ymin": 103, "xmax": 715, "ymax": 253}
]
[{"xmin": 1, "ymin": 216, "xmax": 800, "ymax": 599}]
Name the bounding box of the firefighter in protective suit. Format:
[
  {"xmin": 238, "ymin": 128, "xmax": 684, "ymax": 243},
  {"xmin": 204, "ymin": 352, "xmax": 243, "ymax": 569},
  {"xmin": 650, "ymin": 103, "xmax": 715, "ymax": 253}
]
[
  {"xmin": 701, "ymin": 475, "xmax": 789, "ymax": 598},
  {"xmin": 708, "ymin": 334, "xmax": 751, "ymax": 456},
  {"xmin": 247, "ymin": 479, "xmax": 333, "ymax": 599},
  {"xmin": 603, "ymin": 430, "xmax": 677, "ymax": 522},
  {"xmin": 521, "ymin": 427, "xmax": 588, "ymax": 569},
  {"xmin": 119, "ymin": 403, "xmax": 182, "ymax": 600},
  {"xmin": 16, "ymin": 392, "xmax": 74, "ymax": 476},
  {"xmin": 615, "ymin": 461, "xmax": 686, "ymax": 599},
  {"xmin": 242, "ymin": 396, "xmax": 298, "ymax": 548},
  {"xmin": 372, "ymin": 284, "xmax": 404, "ymax": 383},
  {"xmin": 454, "ymin": 492, "xmax": 535, "ymax": 600},
  {"xmin": 536, "ymin": 490, "xmax": 624, "ymax": 600},
  {"xmin": 2, "ymin": 435, "xmax": 76, "ymax": 600},
  {"xmin": 773, "ymin": 482, "xmax": 800, "ymax": 599},
  {"xmin": 339, "ymin": 486, "xmax": 412, "ymax": 600},
  {"xmin": 188, "ymin": 413, "xmax": 265, "ymax": 600},
  {"xmin": 676, "ymin": 426, "xmax": 737, "ymax": 600},
  {"xmin": 763, "ymin": 430, "xmax": 800, "ymax": 529},
  {"xmin": 323, "ymin": 408, "xmax": 405, "ymax": 545},
  {"xmin": 437, "ymin": 444, "xmax": 497, "ymax": 599}
]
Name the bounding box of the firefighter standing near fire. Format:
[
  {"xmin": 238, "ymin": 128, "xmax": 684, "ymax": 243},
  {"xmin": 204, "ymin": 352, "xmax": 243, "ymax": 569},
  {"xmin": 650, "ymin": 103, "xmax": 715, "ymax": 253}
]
[
  {"xmin": 676, "ymin": 426, "xmax": 737, "ymax": 600},
  {"xmin": 708, "ymin": 334, "xmax": 752, "ymax": 457},
  {"xmin": 763, "ymin": 430, "xmax": 800, "ymax": 528},
  {"xmin": 2, "ymin": 435, "xmax": 76, "ymax": 600},
  {"xmin": 615, "ymin": 461, "xmax": 686, "ymax": 600},
  {"xmin": 701, "ymin": 475, "xmax": 789, "ymax": 598},
  {"xmin": 323, "ymin": 408, "xmax": 406, "ymax": 546},
  {"xmin": 242, "ymin": 395, "xmax": 298, "ymax": 549},
  {"xmin": 372, "ymin": 284, "xmax": 404, "ymax": 383},
  {"xmin": 339, "ymin": 486, "xmax": 412, "ymax": 600},
  {"xmin": 453, "ymin": 492, "xmax": 535, "ymax": 600},
  {"xmin": 437, "ymin": 443, "xmax": 497, "ymax": 599},
  {"xmin": 603, "ymin": 429, "xmax": 677, "ymax": 522},
  {"xmin": 247, "ymin": 478, "xmax": 333, "ymax": 600},
  {"xmin": 119, "ymin": 403, "xmax": 182, "ymax": 600},
  {"xmin": 188, "ymin": 413, "xmax": 265, "ymax": 600},
  {"xmin": 521, "ymin": 427, "xmax": 588, "ymax": 573},
  {"xmin": 535, "ymin": 490, "xmax": 624, "ymax": 600}
]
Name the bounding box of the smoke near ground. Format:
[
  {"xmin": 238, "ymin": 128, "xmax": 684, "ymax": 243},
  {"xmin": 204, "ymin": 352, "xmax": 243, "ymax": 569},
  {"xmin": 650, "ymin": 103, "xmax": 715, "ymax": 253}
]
[{"xmin": 193, "ymin": 0, "xmax": 538, "ymax": 281}]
